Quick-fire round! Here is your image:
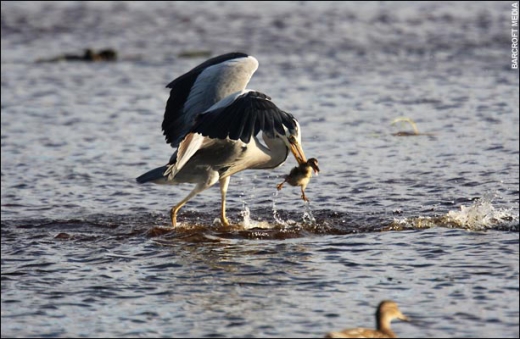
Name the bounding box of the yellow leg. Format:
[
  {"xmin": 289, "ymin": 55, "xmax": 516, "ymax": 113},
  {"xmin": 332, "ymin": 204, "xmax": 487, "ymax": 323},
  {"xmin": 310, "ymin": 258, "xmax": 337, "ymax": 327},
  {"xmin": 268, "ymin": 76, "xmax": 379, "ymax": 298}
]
[
  {"xmin": 219, "ymin": 177, "xmax": 230, "ymax": 226},
  {"xmin": 169, "ymin": 183, "xmax": 208, "ymax": 227},
  {"xmin": 170, "ymin": 205, "xmax": 179, "ymax": 227}
]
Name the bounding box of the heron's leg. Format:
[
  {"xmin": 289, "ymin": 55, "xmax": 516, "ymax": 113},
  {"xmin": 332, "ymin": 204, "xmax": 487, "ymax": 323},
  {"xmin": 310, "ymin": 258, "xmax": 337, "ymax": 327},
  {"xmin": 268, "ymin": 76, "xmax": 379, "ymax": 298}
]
[
  {"xmin": 300, "ymin": 187, "xmax": 309, "ymax": 202},
  {"xmin": 219, "ymin": 176, "xmax": 230, "ymax": 226},
  {"xmin": 170, "ymin": 183, "xmax": 208, "ymax": 227}
]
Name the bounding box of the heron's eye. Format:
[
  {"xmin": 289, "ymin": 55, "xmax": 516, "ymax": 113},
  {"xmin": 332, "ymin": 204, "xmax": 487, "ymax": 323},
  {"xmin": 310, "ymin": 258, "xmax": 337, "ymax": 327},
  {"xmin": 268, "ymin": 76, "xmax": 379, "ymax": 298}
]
[{"xmin": 288, "ymin": 135, "xmax": 296, "ymax": 144}]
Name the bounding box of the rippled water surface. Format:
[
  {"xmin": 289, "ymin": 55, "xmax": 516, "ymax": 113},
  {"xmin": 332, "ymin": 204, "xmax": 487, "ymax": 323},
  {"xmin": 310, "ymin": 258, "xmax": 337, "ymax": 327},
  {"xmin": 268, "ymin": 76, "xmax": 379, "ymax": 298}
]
[{"xmin": 1, "ymin": 1, "xmax": 519, "ymax": 338}]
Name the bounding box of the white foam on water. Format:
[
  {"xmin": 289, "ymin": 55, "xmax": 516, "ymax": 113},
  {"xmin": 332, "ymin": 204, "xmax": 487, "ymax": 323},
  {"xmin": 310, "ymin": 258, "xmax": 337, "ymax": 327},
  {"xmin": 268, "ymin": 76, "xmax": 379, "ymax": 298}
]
[
  {"xmin": 391, "ymin": 193, "xmax": 518, "ymax": 231},
  {"xmin": 302, "ymin": 201, "xmax": 317, "ymax": 226},
  {"xmin": 446, "ymin": 194, "xmax": 518, "ymax": 231},
  {"xmin": 272, "ymin": 191, "xmax": 289, "ymax": 227},
  {"xmin": 239, "ymin": 204, "xmax": 272, "ymax": 230}
]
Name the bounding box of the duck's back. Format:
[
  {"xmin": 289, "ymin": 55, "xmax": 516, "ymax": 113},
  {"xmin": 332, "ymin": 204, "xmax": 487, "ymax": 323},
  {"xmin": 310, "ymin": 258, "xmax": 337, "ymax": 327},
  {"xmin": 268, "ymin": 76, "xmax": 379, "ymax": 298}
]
[{"xmin": 324, "ymin": 328, "xmax": 395, "ymax": 338}]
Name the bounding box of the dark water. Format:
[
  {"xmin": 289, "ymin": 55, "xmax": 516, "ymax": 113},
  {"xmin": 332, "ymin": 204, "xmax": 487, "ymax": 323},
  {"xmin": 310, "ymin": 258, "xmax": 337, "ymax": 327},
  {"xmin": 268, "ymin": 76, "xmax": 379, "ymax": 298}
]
[{"xmin": 1, "ymin": 1, "xmax": 519, "ymax": 338}]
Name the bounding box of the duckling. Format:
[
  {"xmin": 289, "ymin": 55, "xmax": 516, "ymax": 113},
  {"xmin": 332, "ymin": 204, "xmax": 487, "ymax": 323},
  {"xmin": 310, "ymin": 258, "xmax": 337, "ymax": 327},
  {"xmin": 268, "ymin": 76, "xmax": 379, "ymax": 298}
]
[
  {"xmin": 324, "ymin": 300, "xmax": 410, "ymax": 338},
  {"xmin": 276, "ymin": 158, "xmax": 319, "ymax": 202}
]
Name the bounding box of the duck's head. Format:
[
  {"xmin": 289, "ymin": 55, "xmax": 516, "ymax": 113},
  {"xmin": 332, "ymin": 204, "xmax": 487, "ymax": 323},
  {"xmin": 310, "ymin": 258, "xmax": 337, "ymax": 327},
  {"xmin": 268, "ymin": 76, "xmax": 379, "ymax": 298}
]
[
  {"xmin": 377, "ymin": 300, "xmax": 410, "ymax": 323},
  {"xmin": 306, "ymin": 158, "xmax": 320, "ymax": 175}
]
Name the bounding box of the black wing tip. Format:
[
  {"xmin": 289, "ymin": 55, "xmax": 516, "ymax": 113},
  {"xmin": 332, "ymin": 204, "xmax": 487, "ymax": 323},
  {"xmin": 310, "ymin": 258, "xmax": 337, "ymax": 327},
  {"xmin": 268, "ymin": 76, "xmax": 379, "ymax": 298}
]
[
  {"xmin": 191, "ymin": 90, "xmax": 298, "ymax": 144},
  {"xmin": 218, "ymin": 51, "xmax": 250, "ymax": 59}
]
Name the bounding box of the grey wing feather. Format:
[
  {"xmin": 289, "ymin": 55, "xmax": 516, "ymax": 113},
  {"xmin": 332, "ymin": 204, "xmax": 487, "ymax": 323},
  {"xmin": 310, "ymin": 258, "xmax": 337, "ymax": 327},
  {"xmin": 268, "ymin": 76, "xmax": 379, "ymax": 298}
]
[{"xmin": 161, "ymin": 53, "xmax": 258, "ymax": 148}]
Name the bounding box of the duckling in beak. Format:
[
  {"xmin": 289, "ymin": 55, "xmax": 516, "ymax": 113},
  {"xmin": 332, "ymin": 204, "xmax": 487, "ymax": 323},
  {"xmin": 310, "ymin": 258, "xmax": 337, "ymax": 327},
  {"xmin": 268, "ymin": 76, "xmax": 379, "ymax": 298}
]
[{"xmin": 276, "ymin": 158, "xmax": 319, "ymax": 202}]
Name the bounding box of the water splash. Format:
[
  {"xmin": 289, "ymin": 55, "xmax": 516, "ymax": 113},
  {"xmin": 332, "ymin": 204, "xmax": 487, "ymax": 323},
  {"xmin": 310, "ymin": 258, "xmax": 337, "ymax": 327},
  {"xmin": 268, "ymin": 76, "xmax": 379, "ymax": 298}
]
[
  {"xmin": 389, "ymin": 193, "xmax": 518, "ymax": 231},
  {"xmin": 302, "ymin": 201, "xmax": 317, "ymax": 226},
  {"xmin": 272, "ymin": 191, "xmax": 289, "ymax": 226},
  {"xmin": 445, "ymin": 194, "xmax": 517, "ymax": 231},
  {"xmin": 240, "ymin": 204, "xmax": 271, "ymax": 229},
  {"xmin": 240, "ymin": 204, "xmax": 252, "ymax": 229}
]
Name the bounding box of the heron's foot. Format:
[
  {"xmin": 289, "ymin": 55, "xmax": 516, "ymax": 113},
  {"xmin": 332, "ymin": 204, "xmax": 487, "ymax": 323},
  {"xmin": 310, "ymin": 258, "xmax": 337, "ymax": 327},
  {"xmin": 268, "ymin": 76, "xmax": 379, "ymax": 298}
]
[
  {"xmin": 301, "ymin": 193, "xmax": 309, "ymax": 202},
  {"xmin": 220, "ymin": 216, "xmax": 230, "ymax": 227},
  {"xmin": 276, "ymin": 182, "xmax": 284, "ymax": 190}
]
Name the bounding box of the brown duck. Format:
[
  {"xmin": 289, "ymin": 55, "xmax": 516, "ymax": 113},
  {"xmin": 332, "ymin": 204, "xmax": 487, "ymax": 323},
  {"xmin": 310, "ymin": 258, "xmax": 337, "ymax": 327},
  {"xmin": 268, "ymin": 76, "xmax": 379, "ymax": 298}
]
[{"xmin": 324, "ymin": 300, "xmax": 410, "ymax": 338}]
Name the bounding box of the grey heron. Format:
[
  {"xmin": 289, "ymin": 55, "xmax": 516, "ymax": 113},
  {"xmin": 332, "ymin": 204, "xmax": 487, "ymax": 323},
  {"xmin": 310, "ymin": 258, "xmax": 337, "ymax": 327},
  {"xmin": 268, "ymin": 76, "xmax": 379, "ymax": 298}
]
[
  {"xmin": 276, "ymin": 158, "xmax": 320, "ymax": 202},
  {"xmin": 137, "ymin": 52, "xmax": 309, "ymax": 227},
  {"xmin": 324, "ymin": 300, "xmax": 410, "ymax": 338}
]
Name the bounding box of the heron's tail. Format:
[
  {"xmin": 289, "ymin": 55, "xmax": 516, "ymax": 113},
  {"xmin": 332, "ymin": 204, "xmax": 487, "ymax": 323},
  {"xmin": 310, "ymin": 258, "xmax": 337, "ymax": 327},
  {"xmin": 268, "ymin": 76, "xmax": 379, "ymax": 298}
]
[{"xmin": 136, "ymin": 165, "xmax": 169, "ymax": 184}]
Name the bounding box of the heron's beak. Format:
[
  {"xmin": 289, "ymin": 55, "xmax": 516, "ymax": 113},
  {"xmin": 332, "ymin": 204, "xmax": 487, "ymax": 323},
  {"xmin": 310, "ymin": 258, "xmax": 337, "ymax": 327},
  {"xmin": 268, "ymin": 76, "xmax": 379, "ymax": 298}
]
[{"xmin": 289, "ymin": 139, "xmax": 307, "ymax": 165}]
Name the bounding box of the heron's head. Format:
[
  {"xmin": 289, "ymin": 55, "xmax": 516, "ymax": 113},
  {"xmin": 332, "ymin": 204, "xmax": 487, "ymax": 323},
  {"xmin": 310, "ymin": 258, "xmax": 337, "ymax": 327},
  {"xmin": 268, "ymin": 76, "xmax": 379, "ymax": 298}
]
[{"xmin": 280, "ymin": 120, "xmax": 307, "ymax": 165}]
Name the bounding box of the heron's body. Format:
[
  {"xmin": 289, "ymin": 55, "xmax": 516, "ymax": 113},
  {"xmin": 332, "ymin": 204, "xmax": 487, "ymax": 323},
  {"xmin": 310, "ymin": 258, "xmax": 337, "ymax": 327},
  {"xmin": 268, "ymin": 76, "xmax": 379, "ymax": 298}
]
[
  {"xmin": 147, "ymin": 134, "xmax": 288, "ymax": 185},
  {"xmin": 137, "ymin": 53, "xmax": 308, "ymax": 227},
  {"xmin": 324, "ymin": 301, "xmax": 410, "ymax": 339}
]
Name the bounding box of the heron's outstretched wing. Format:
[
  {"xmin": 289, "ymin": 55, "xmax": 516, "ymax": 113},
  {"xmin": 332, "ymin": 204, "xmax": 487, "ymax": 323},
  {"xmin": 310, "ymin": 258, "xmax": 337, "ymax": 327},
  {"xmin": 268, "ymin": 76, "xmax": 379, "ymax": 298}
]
[
  {"xmin": 166, "ymin": 90, "xmax": 299, "ymax": 178},
  {"xmin": 191, "ymin": 90, "xmax": 298, "ymax": 143},
  {"xmin": 162, "ymin": 52, "xmax": 259, "ymax": 148}
]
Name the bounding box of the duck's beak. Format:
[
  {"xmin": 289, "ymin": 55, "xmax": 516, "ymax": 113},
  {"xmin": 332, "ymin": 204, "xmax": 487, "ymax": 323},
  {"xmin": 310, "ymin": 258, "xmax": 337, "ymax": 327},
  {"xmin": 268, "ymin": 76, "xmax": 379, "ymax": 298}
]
[
  {"xmin": 398, "ymin": 313, "xmax": 411, "ymax": 322},
  {"xmin": 289, "ymin": 138, "xmax": 307, "ymax": 165}
]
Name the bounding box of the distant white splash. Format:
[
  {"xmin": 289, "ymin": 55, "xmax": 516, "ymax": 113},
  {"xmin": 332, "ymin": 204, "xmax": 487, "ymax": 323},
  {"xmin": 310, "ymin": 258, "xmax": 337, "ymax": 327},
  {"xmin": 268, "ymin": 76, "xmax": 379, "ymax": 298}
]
[
  {"xmin": 445, "ymin": 194, "xmax": 518, "ymax": 231},
  {"xmin": 391, "ymin": 194, "xmax": 518, "ymax": 231}
]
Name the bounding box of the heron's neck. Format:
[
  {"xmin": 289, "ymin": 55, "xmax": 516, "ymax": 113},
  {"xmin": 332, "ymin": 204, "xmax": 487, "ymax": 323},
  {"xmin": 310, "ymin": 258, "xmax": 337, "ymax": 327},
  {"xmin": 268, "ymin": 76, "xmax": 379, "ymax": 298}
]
[{"xmin": 250, "ymin": 134, "xmax": 288, "ymax": 169}]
